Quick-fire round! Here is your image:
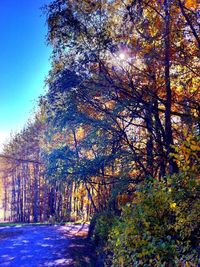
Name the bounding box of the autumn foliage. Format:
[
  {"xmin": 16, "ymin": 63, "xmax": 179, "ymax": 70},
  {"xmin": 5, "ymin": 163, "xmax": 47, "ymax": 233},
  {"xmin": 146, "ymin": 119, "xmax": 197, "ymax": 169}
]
[{"xmin": 0, "ymin": 0, "xmax": 199, "ymax": 265}]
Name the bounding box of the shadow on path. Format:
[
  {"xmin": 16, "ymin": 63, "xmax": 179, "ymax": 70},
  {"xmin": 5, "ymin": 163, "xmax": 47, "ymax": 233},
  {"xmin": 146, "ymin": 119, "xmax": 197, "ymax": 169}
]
[{"xmin": 0, "ymin": 224, "xmax": 94, "ymax": 267}]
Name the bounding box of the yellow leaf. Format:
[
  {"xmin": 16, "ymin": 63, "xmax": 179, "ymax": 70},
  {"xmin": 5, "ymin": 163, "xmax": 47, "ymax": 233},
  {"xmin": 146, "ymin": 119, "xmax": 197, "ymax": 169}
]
[
  {"xmin": 190, "ymin": 145, "xmax": 200, "ymax": 151},
  {"xmin": 156, "ymin": 255, "xmax": 160, "ymax": 260},
  {"xmin": 170, "ymin": 202, "xmax": 177, "ymax": 209},
  {"xmin": 176, "ymin": 86, "xmax": 183, "ymax": 92}
]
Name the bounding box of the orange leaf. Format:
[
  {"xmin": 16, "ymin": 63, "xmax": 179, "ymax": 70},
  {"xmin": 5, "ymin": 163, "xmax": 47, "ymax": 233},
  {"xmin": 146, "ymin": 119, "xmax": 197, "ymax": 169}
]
[{"xmin": 185, "ymin": 0, "xmax": 197, "ymax": 9}]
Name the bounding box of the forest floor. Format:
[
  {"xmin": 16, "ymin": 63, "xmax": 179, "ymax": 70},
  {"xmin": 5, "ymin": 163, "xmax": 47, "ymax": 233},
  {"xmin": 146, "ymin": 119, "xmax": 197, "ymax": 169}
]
[{"xmin": 0, "ymin": 223, "xmax": 96, "ymax": 267}]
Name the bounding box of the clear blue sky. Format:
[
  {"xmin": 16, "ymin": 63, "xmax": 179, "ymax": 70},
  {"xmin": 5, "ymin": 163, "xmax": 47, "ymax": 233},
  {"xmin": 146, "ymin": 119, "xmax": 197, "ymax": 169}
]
[{"xmin": 0, "ymin": 0, "xmax": 51, "ymax": 150}]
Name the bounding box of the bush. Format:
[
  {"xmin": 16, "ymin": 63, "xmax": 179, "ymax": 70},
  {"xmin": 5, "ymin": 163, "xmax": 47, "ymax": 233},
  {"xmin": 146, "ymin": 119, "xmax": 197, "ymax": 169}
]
[
  {"xmin": 107, "ymin": 174, "xmax": 200, "ymax": 267},
  {"xmin": 90, "ymin": 210, "xmax": 119, "ymax": 247}
]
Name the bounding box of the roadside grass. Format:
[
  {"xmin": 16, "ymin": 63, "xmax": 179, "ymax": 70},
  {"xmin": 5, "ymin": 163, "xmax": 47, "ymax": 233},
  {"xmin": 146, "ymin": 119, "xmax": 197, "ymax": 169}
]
[{"xmin": 0, "ymin": 221, "xmax": 90, "ymax": 227}]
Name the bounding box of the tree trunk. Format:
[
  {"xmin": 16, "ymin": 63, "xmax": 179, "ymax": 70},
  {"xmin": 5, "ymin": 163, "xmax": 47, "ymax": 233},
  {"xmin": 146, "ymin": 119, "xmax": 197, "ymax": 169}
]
[
  {"xmin": 33, "ymin": 163, "xmax": 39, "ymax": 222},
  {"xmin": 164, "ymin": 0, "xmax": 178, "ymax": 174},
  {"xmin": 146, "ymin": 102, "xmax": 154, "ymax": 176}
]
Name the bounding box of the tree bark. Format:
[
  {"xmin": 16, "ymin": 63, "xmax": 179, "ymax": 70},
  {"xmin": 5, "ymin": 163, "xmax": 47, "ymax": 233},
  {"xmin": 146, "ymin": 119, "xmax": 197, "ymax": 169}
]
[{"xmin": 164, "ymin": 0, "xmax": 178, "ymax": 174}]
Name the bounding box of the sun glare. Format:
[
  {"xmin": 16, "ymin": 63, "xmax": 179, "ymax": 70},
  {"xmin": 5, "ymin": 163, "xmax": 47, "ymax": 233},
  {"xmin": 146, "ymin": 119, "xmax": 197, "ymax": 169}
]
[{"xmin": 119, "ymin": 53, "xmax": 126, "ymax": 60}]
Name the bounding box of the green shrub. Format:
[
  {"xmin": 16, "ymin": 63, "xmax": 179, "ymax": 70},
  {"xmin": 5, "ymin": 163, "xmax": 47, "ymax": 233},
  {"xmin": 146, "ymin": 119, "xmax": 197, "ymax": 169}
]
[
  {"xmin": 90, "ymin": 210, "xmax": 119, "ymax": 247},
  {"xmin": 106, "ymin": 174, "xmax": 200, "ymax": 267}
]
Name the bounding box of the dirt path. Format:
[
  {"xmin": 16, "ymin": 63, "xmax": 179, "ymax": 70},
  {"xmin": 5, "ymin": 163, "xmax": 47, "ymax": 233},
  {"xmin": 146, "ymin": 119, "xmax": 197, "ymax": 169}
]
[{"xmin": 0, "ymin": 224, "xmax": 90, "ymax": 267}]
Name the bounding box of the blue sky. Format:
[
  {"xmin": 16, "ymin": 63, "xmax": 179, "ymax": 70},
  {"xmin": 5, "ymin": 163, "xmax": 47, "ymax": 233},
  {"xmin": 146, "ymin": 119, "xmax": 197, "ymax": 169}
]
[{"xmin": 0, "ymin": 0, "xmax": 51, "ymax": 150}]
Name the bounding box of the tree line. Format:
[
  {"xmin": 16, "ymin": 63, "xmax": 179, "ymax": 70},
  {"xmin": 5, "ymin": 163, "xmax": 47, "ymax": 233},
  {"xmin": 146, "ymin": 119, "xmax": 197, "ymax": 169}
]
[{"xmin": 0, "ymin": 0, "xmax": 199, "ymax": 265}]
